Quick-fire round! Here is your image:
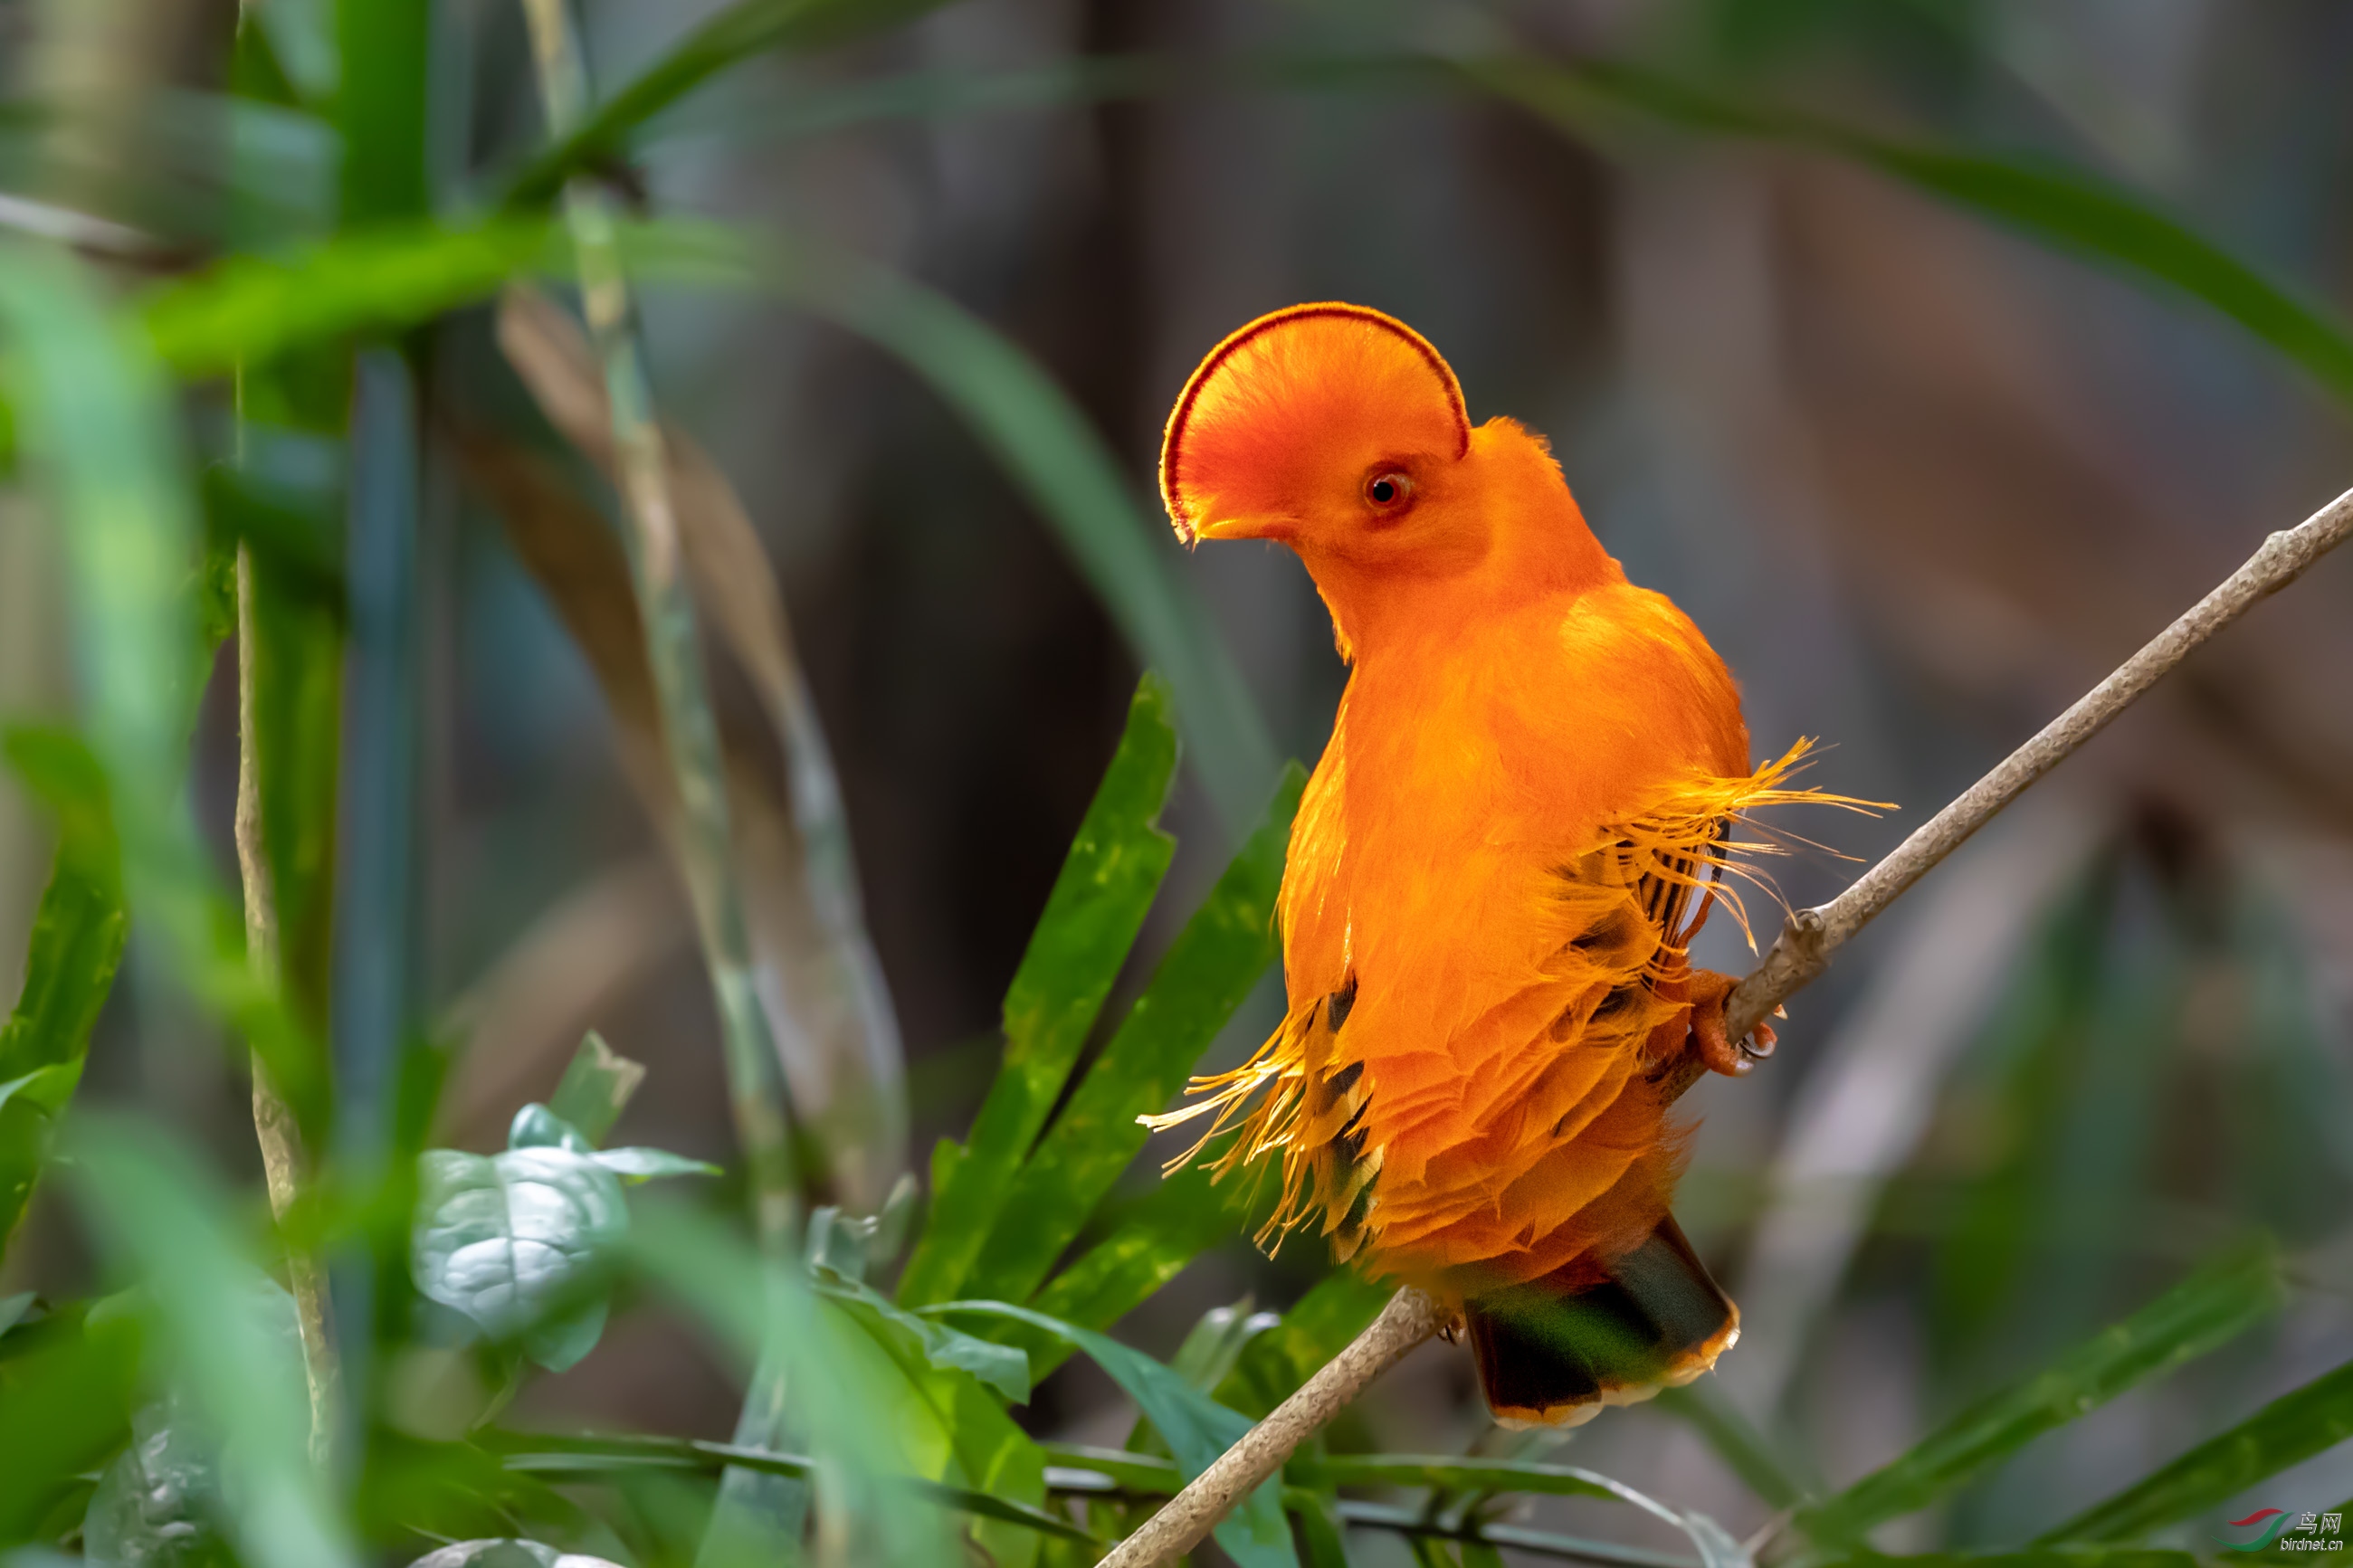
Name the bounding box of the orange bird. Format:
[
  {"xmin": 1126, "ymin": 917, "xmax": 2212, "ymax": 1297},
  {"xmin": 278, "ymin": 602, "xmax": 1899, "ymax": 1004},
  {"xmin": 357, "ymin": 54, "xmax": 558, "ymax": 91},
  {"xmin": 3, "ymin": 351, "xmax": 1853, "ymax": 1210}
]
[{"xmin": 1147, "ymin": 303, "xmax": 1856, "ymax": 1427}]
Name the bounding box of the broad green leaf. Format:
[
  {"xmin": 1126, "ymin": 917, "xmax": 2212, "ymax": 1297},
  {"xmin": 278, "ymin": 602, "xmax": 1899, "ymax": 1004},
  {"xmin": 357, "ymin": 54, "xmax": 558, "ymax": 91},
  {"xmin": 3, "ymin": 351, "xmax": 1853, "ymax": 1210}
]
[
  {"xmin": 0, "ymin": 1306, "xmax": 141, "ymax": 1542},
  {"xmin": 0, "ymin": 729, "xmax": 126, "ymax": 1259},
  {"xmin": 504, "ymin": 1101, "xmax": 717, "ymax": 1184},
  {"xmin": 896, "ymin": 678, "xmax": 1180, "ymax": 1307},
  {"xmin": 139, "ymin": 219, "xmax": 557, "ymax": 375},
  {"xmin": 961, "ymin": 765, "xmax": 1303, "ymax": 1306},
  {"xmin": 64, "ymin": 1117, "xmax": 355, "ymax": 1568},
  {"xmin": 929, "ymin": 1299, "xmax": 1297, "ymax": 1568},
  {"xmin": 501, "ymin": 0, "xmax": 966, "ymax": 205},
  {"xmin": 1217, "ymin": 1269, "xmax": 1393, "ymax": 1420},
  {"xmin": 82, "ymin": 1399, "xmax": 219, "ymax": 1568},
  {"xmin": 547, "ymin": 1032, "xmax": 646, "ymax": 1146},
  {"xmin": 406, "ymin": 1544, "xmax": 624, "ymax": 1568},
  {"xmin": 1020, "ymin": 1164, "xmax": 1244, "ymax": 1382},
  {"xmin": 411, "ymin": 1147, "xmax": 627, "ymax": 1373},
  {"xmin": 2040, "ymin": 1358, "xmax": 2353, "ymax": 1543},
  {"xmin": 816, "ymin": 1274, "xmax": 1031, "ymax": 1404},
  {"xmin": 1480, "ymin": 57, "xmax": 2353, "ymax": 410},
  {"xmin": 1797, "ymin": 1240, "xmax": 2287, "ymax": 1545}
]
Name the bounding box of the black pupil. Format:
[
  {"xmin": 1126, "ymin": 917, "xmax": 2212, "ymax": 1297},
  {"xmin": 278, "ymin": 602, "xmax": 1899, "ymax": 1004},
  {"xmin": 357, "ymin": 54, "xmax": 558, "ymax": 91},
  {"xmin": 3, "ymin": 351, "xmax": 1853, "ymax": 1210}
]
[{"xmin": 1370, "ymin": 477, "xmax": 1397, "ymax": 503}]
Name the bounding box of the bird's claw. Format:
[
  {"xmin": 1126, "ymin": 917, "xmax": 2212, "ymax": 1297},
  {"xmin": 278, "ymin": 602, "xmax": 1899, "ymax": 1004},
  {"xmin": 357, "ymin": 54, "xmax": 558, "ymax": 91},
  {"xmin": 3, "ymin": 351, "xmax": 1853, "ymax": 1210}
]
[{"xmin": 1687, "ymin": 969, "xmax": 1776, "ymax": 1078}]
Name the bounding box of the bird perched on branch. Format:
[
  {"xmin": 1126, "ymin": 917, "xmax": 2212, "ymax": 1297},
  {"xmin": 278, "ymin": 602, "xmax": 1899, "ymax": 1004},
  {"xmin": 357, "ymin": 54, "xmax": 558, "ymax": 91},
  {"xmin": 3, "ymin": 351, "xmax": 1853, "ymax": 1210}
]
[{"xmin": 1145, "ymin": 303, "xmax": 1865, "ymax": 1428}]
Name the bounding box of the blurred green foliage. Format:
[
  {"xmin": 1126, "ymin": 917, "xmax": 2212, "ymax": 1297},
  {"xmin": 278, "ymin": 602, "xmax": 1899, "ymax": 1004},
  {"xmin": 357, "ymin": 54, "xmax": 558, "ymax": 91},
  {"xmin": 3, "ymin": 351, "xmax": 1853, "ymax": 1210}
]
[{"xmin": 0, "ymin": 1, "xmax": 2348, "ymax": 1565}]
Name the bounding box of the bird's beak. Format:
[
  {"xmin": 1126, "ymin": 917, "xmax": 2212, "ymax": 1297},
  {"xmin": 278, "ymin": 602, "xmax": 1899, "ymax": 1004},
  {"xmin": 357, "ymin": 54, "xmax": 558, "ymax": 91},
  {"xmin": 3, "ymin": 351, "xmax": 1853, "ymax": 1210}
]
[{"xmin": 1195, "ymin": 512, "xmax": 1298, "ymax": 544}]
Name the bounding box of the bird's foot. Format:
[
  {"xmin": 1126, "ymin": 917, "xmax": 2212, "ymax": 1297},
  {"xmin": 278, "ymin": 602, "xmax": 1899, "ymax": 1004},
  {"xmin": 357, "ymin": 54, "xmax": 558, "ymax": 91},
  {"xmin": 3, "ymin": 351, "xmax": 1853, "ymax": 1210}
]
[{"xmin": 1687, "ymin": 969, "xmax": 1776, "ymax": 1078}]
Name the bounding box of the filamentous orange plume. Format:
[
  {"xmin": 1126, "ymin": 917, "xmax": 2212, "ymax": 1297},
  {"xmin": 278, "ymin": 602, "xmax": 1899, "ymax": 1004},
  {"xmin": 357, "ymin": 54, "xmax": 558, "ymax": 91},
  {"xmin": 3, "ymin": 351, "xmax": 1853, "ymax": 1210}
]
[{"xmin": 1146, "ymin": 303, "xmax": 1876, "ymax": 1428}]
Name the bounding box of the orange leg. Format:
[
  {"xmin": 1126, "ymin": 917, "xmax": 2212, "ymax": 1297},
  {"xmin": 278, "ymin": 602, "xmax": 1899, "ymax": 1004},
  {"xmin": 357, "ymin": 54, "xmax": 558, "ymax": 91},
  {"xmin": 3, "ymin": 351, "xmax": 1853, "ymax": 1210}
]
[{"xmin": 1686, "ymin": 968, "xmax": 1777, "ymax": 1078}]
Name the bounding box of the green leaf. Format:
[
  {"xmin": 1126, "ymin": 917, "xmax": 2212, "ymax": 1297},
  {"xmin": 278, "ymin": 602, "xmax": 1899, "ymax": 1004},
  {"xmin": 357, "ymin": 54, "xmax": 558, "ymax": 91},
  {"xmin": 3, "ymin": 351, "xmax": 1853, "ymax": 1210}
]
[
  {"xmin": 406, "ymin": 1544, "xmax": 624, "ymax": 1568},
  {"xmin": 140, "ymin": 222, "xmax": 1280, "ymax": 825},
  {"xmin": 1168, "ymin": 1299, "xmax": 1279, "ymax": 1394},
  {"xmin": 82, "ymin": 1398, "xmax": 222, "ymax": 1568},
  {"xmin": 895, "ymin": 677, "xmax": 1180, "ymax": 1308},
  {"xmin": 64, "ymin": 1117, "xmax": 356, "ymax": 1568},
  {"xmin": 1655, "ymin": 1379, "xmax": 1811, "ymax": 1511},
  {"xmin": 815, "ymin": 1274, "xmax": 1031, "ymax": 1405},
  {"xmin": 411, "ymin": 1147, "xmax": 628, "ymax": 1373},
  {"xmin": 500, "ymin": 0, "xmax": 967, "ymax": 206},
  {"xmin": 489, "ymin": 1432, "xmax": 1091, "ymax": 1544},
  {"xmin": 1020, "ymin": 1164, "xmax": 1243, "ymax": 1382},
  {"xmin": 334, "ymin": 0, "xmax": 428, "ymax": 226},
  {"xmin": 0, "ymin": 242, "xmax": 324, "ymax": 1138},
  {"xmin": 82, "ymin": 1283, "xmax": 308, "ymax": 1568},
  {"xmin": 961, "ymin": 765, "xmax": 1303, "ymax": 1306},
  {"xmin": 139, "ymin": 218, "xmax": 557, "ymax": 376},
  {"xmin": 929, "ymin": 1299, "xmax": 1298, "ymax": 1568},
  {"xmin": 1821, "ymin": 1555, "xmax": 2199, "ymax": 1568},
  {"xmin": 0, "ymin": 729, "xmax": 127, "ymax": 1261},
  {"xmin": 548, "ymin": 1031, "xmax": 647, "ymax": 1146},
  {"xmin": 1217, "ymin": 1270, "xmax": 1394, "ymax": 1420},
  {"xmin": 621, "ymin": 1199, "xmax": 957, "ymax": 1567},
  {"xmin": 0, "ymin": 1305, "xmax": 142, "ymax": 1542},
  {"xmin": 1796, "ymin": 1240, "xmax": 2287, "ymax": 1545},
  {"xmin": 1480, "ymin": 57, "xmax": 2353, "ymax": 410},
  {"xmin": 1284, "ymin": 1488, "xmax": 1351, "ymax": 1568},
  {"xmin": 1286, "ymin": 1455, "xmax": 1626, "ymax": 1503},
  {"xmin": 828, "ymin": 1298, "xmax": 1051, "ymax": 1568},
  {"xmin": 590, "ymin": 1148, "xmax": 723, "ymax": 1183},
  {"xmin": 770, "ymin": 252, "xmax": 1277, "ymax": 829},
  {"xmin": 2040, "ymin": 1358, "xmax": 2353, "ymax": 1543}
]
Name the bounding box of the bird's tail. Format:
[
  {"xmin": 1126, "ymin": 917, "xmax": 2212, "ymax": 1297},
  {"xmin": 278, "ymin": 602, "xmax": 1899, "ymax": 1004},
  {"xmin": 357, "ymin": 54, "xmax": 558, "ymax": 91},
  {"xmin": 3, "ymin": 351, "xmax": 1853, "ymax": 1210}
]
[{"xmin": 1464, "ymin": 1213, "xmax": 1739, "ymax": 1429}]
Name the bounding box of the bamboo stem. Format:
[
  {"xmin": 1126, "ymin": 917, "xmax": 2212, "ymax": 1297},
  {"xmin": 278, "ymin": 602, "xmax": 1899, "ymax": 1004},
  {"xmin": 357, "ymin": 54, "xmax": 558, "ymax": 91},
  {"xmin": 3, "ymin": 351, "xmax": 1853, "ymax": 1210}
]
[
  {"xmin": 233, "ymin": 546, "xmax": 339, "ymax": 1469},
  {"xmin": 513, "ymin": 4, "xmax": 809, "ymax": 1559},
  {"xmin": 515, "ymin": 0, "xmax": 798, "ymax": 1251},
  {"xmin": 1109, "ymin": 482, "xmax": 2353, "ymax": 1564}
]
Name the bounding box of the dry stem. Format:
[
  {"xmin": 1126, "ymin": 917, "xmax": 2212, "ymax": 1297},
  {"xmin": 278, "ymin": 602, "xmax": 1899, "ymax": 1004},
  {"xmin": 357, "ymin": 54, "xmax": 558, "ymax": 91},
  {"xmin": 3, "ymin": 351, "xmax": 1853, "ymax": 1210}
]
[
  {"xmin": 233, "ymin": 546, "xmax": 338, "ymax": 1468},
  {"xmin": 1109, "ymin": 480, "xmax": 2353, "ymax": 1564}
]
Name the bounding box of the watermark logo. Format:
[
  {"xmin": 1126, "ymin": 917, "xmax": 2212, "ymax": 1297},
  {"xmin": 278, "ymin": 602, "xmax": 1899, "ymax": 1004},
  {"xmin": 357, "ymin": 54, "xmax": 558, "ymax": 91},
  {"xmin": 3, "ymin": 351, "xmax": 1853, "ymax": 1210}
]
[{"xmin": 2215, "ymin": 1510, "xmax": 2344, "ymax": 1553}]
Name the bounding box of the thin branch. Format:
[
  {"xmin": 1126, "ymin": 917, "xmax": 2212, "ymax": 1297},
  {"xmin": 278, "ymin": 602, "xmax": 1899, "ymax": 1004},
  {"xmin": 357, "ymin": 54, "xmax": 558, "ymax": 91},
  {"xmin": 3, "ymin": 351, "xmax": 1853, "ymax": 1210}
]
[
  {"xmin": 1108, "ymin": 480, "xmax": 2353, "ymax": 1564},
  {"xmin": 1096, "ymin": 1288, "xmax": 1448, "ymax": 1568},
  {"xmin": 1709, "ymin": 480, "xmax": 2353, "ymax": 1058},
  {"xmin": 233, "ymin": 546, "xmax": 338, "ymax": 1468}
]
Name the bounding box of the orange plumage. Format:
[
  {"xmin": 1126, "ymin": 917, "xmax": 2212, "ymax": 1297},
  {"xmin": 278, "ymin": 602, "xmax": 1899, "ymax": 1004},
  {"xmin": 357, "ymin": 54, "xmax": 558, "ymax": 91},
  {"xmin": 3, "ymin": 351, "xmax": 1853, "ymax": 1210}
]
[{"xmin": 1148, "ymin": 304, "xmax": 1858, "ymax": 1426}]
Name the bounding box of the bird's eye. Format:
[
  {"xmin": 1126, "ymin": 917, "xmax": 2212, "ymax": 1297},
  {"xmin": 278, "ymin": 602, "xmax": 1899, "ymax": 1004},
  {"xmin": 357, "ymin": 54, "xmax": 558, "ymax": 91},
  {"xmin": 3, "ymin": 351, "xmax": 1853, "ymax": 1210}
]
[{"xmin": 1363, "ymin": 470, "xmax": 1414, "ymax": 509}]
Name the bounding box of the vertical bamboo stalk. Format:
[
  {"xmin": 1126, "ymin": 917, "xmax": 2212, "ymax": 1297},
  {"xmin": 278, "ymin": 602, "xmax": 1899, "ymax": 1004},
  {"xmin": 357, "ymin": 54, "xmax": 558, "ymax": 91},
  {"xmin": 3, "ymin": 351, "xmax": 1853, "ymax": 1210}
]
[
  {"xmin": 514, "ymin": 0, "xmax": 798, "ymax": 1253},
  {"xmin": 513, "ymin": 0, "xmax": 808, "ymax": 1556},
  {"xmin": 234, "ymin": 544, "xmax": 339, "ymax": 1468}
]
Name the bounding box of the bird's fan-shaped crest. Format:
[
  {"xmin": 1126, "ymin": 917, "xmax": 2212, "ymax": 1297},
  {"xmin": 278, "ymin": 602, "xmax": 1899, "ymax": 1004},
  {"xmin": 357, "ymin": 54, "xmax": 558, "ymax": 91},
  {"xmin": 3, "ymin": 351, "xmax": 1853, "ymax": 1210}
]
[{"xmin": 1160, "ymin": 302, "xmax": 1473, "ymax": 544}]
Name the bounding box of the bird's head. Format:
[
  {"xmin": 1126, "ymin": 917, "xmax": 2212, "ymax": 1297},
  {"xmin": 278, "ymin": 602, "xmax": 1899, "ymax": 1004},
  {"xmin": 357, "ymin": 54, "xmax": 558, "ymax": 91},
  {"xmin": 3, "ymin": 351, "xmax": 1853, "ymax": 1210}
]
[{"xmin": 1160, "ymin": 303, "xmax": 1612, "ymax": 652}]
